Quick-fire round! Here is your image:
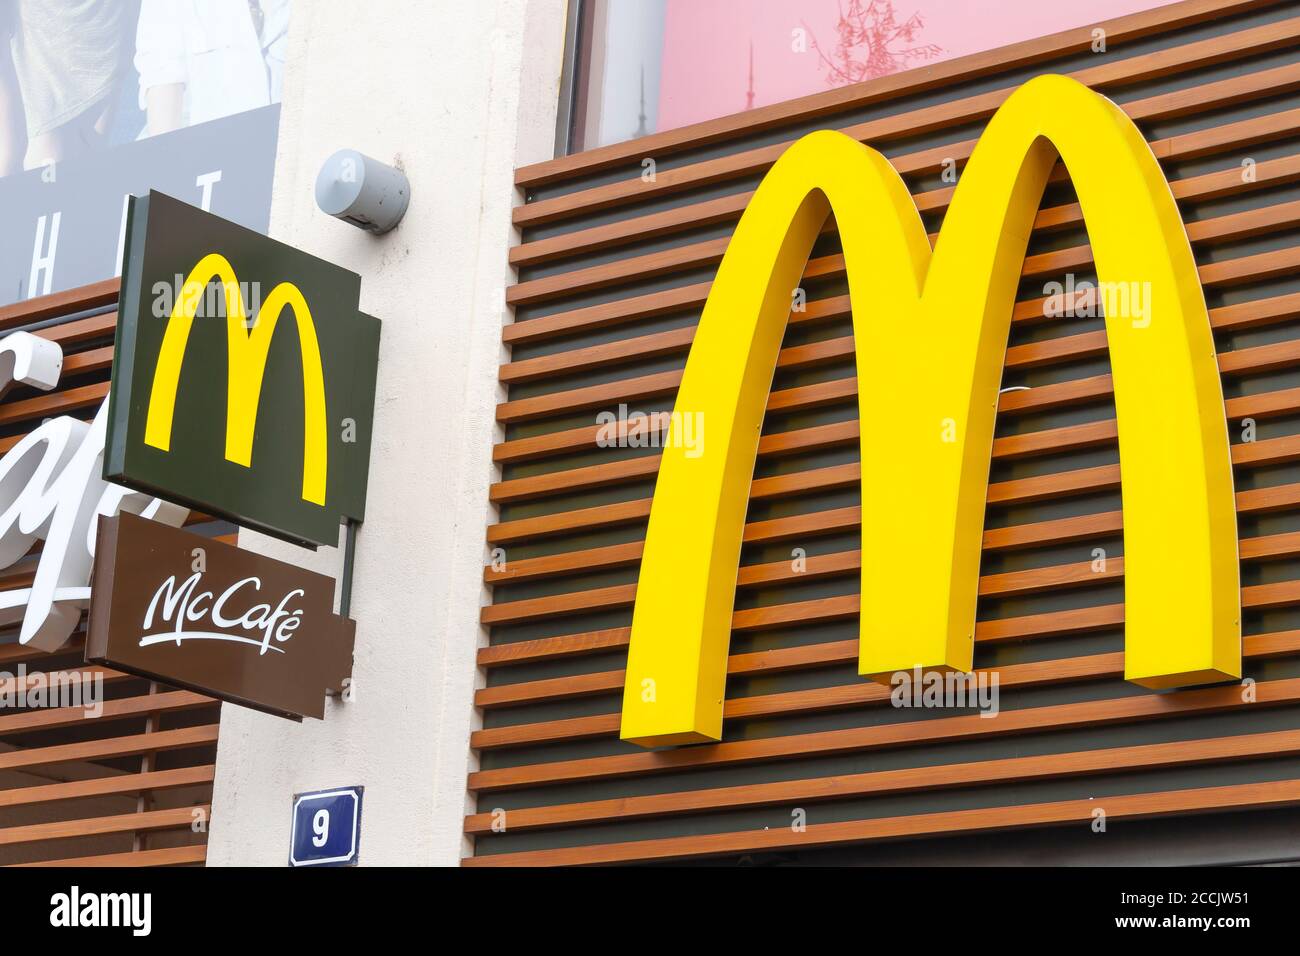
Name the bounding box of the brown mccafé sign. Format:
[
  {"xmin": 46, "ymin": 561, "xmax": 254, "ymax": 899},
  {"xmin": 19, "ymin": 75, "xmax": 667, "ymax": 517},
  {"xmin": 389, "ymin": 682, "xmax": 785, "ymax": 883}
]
[{"xmin": 86, "ymin": 512, "xmax": 354, "ymax": 720}]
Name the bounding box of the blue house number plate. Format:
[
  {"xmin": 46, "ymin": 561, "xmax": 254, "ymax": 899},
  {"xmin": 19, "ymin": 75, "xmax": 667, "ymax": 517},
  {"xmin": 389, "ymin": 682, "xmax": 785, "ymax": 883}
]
[{"xmin": 289, "ymin": 786, "xmax": 363, "ymax": 867}]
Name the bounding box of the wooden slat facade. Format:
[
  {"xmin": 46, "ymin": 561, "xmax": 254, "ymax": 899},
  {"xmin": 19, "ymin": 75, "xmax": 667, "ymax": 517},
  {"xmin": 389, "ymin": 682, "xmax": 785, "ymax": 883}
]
[
  {"xmin": 469, "ymin": 0, "xmax": 1300, "ymax": 865},
  {"xmin": 0, "ymin": 282, "xmax": 220, "ymax": 866}
]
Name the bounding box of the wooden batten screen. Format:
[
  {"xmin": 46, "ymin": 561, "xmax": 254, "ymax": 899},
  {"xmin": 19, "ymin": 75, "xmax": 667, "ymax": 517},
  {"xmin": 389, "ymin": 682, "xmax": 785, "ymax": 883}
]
[
  {"xmin": 469, "ymin": 0, "xmax": 1300, "ymax": 866},
  {"xmin": 0, "ymin": 281, "xmax": 219, "ymax": 867}
]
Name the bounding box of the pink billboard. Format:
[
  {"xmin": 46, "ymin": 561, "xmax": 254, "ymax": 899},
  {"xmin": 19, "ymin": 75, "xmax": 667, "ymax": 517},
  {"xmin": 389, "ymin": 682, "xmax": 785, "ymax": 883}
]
[
  {"xmin": 572, "ymin": 0, "xmax": 1181, "ymax": 149},
  {"xmin": 657, "ymin": 0, "xmax": 1180, "ymax": 131}
]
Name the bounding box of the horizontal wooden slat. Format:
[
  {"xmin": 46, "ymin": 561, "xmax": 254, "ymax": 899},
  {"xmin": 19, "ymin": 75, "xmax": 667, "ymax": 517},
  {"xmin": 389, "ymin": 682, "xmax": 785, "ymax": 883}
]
[
  {"xmin": 0, "ymin": 725, "xmax": 220, "ymax": 774},
  {"xmin": 502, "ymin": 259, "xmax": 1300, "ymax": 429},
  {"xmin": 0, "ymin": 765, "xmax": 215, "ymax": 810},
  {"xmin": 480, "ymin": 524, "xmax": 1300, "ymax": 629},
  {"xmin": 504, "ymin": 197, "xmax": 1300, "ymax": 434},
  {"xmin": 512, "ymin": 109, "xmax": 1300, "ymax": 269},
  {"xmin": 33, "ymin": 311, "xmax": 116, "ymax": 346},
  {"xmin": 467, "ymin": 724, "xmax": 1300, "ymax": 834},
  {"xmin": 504, "ymin": 248, "xmax": 1300, "ymax": 373},
  {"xmin": 493, "ymin": 346, "xmax": 1300, "ymax": 520},
  {"xmin": 0, "ymin": 279, "xmax": 117, "ymax": 331},
  {"xmin": 499, "ymin": 243, "xmax": 1300, "ymax": 401},
  {"xmin": 476, "ymin": 577, "xmax": 1300, "ymax": 713},
  {"xmin": 514, "ymin": 0, "xmax": 1280, "ymax": 188},
  {"xmin": 0, "ymin": 381, "xmax": 108, "ymax": 429},
  {"xmin": 0, "ymin": 638, "xmax": 85, "ymax": 668},
  {"xmin": 479, "ymin": 626, "xmax": 631, "ymax": 668},
  {"xmin": 464, "ymin": 777, "xmax": 1300, "ymax": 866},
  {"xmin": 12, "ymin": 844, "xmax": 207, "ymax": 867},
  {"xmin": 487, "ymin": 428, "xmax": 1300, "ymax": 547},
  {"xmin": 0, "ymin": 804, "xmax": 208, "ymax": 847},
  {"xmin": 0, "ymin": 665, "xmax": 128, "ymax": 696},
  {"xmin": 468, "ymin": 675, "xmax": 1300, "ymax": 793},
  {"xmin": 55, "ymin": 345, "xmax": 115, "ymax": 377},
  {"xmin": 483, "ymin": 474, "xmax": 1300, "ymax": 593},
  {"xmin": 508, "ymin": 164, "xmax": 1300, "ymax": 309},
  {"xmin": 472, "ymin": 629, "xmax": 1300, "ymax": 750},
  {"xmin": 0, "ymin": 690, "xmax": 213, "ymax": 736}
]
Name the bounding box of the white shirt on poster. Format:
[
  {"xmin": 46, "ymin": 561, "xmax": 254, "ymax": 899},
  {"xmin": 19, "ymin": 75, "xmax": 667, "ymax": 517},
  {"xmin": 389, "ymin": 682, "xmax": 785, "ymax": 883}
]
[{"xmin": 134, "ymin": 0, "xmax": 291, "ymax": 132}]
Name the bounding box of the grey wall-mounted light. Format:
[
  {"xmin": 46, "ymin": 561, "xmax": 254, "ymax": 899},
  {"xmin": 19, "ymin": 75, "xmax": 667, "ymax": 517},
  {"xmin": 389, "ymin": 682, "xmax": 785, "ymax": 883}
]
[{"xmin": 315, "ymin": 149, "xmax": 410, "ymax": 234}]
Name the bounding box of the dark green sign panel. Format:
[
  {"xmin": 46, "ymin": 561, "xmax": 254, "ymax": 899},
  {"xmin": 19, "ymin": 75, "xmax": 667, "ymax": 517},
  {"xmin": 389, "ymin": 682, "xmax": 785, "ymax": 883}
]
[{"xmin": 106, "ymin": 191, "xmax": 381, "ymax": 547}]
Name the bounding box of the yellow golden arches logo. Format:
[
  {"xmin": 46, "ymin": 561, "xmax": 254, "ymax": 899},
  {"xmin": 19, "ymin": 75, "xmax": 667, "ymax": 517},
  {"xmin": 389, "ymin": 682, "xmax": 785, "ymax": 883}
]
[
  {"xmin": 143, "ymin": 252, "xmax": 329, "ymax": 506},
  {"xmin": 619, "ymin": 74, "xmax": 1241, "ymax": 748}
]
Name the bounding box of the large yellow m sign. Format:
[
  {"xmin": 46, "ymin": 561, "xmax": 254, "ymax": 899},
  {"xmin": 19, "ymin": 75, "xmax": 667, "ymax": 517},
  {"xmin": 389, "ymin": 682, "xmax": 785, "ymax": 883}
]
[
  {"xmin": 620, "ymin": 75, "xmax": 1240, "ymax": 747},
  {"xmin": 143, "ymin": 253, "xmax": 328, "ymax": 506}
]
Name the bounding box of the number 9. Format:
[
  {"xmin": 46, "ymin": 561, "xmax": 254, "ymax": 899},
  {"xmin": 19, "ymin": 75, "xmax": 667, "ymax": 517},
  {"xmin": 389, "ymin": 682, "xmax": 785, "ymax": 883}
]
[{"xmin": 312, "ymin": 808, "xmax": 330, "ymax": 847}]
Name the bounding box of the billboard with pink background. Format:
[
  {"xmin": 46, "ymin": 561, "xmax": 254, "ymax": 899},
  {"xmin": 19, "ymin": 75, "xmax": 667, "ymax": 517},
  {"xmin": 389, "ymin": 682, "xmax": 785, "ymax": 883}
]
[{"xmin": 648, "ymin": 0, "xmax": 1179, "ymax": 138}]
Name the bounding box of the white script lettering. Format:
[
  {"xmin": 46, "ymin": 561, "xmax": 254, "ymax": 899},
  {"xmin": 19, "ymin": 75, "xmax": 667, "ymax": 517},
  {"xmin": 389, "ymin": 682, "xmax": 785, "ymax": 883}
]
[
  {"xmin": 141, "ymin": 572, "xmax": 305, "ymax": 656},
  {"xmin": 0, "ymin": 331, "xmax": 187, "ymax": 650}
]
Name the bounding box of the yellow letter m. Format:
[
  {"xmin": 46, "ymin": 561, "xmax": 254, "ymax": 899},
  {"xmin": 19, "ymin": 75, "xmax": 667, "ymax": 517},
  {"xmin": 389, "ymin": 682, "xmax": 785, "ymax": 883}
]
[
  {"xmin": 620, "ymin": 75, "xmax": 1241, "ymax": 747},
  {"xmin": 143, "ymin": 253, "xmax": 329, "ymax": 507}
]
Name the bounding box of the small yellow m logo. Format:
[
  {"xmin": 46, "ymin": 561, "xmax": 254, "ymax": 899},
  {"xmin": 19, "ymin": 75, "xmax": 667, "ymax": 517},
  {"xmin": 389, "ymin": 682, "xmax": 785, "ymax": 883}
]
[
  {"xmin": 620, "ymin": 75, "xmax": 1240, "ymax": 747},
  {"xmin": 143, "ymin": 253, "xmax": 328, "ymax": 506}
]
